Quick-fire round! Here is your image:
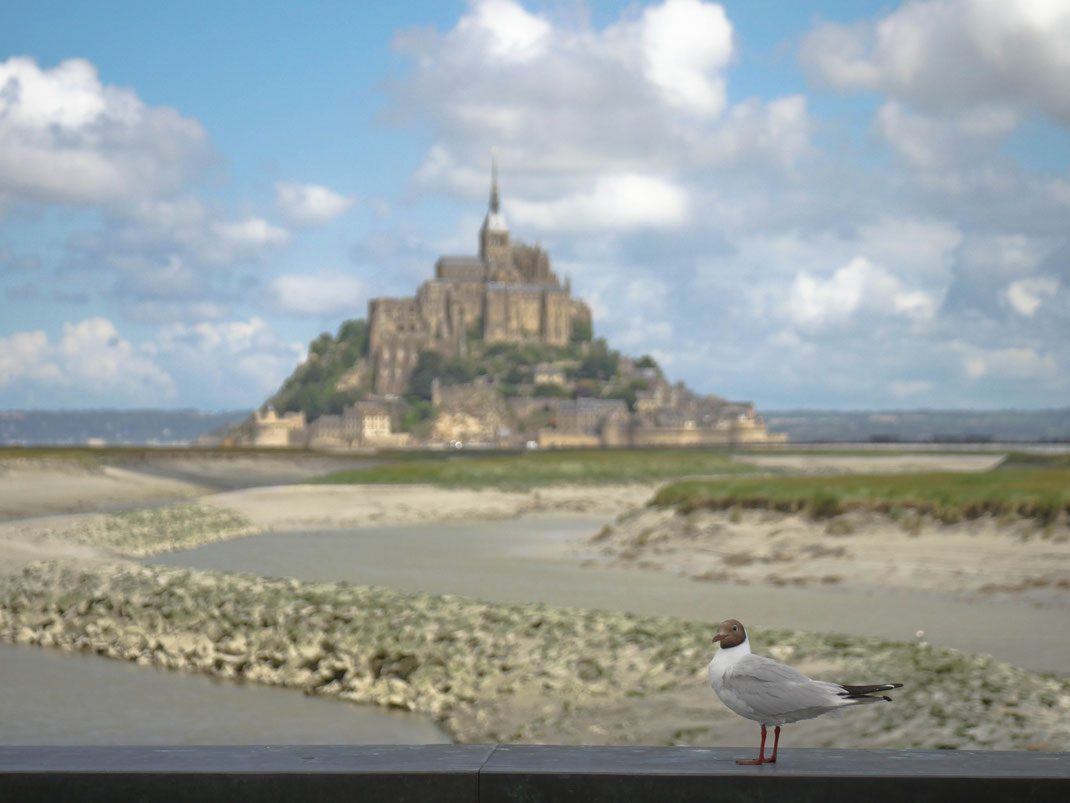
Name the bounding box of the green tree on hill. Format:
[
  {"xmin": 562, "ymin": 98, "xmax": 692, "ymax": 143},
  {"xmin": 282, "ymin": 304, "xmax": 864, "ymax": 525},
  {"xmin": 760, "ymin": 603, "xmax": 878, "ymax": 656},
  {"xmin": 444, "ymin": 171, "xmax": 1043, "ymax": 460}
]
[
  {"xmin": 408, "ymin": 351, "xmax": 446, "ymax": 401},
  {"xmin": 268, "ymin": 318, "xmax": 370, "ymax": 417},
  {"xmin": 570, "ymin": 317, "xmax": 592, "ymax": 343},
  {"xmin": 577, "ymin": 338, "xmax": 619, "ymax": 381},
  {"xmin": 534, "ymin": 383, "xmax": 572, "ymax": 399}
]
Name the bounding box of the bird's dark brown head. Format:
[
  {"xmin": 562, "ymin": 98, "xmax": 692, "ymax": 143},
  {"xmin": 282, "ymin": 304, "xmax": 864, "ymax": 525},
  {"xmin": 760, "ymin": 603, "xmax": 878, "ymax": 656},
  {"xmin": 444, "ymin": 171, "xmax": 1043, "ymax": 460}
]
[{"xmin": 712, "ymin": 619, "xmax": 747, "ymax": 648}]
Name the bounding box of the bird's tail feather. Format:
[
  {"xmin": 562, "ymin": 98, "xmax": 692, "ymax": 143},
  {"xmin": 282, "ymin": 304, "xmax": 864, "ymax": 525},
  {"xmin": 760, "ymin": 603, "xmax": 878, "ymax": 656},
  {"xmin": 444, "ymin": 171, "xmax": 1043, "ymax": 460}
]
[{"xmin": 838, "ymin": 682, "xmax": 903, "ymax": 702}]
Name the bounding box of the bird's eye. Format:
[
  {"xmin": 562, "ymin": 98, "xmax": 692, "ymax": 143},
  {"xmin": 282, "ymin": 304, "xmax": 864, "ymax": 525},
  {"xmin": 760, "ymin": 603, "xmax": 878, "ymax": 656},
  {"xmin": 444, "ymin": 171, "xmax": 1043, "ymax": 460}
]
[{"xmin": 732, "ymin": 625, "xmax": 738, "ymax": 631}]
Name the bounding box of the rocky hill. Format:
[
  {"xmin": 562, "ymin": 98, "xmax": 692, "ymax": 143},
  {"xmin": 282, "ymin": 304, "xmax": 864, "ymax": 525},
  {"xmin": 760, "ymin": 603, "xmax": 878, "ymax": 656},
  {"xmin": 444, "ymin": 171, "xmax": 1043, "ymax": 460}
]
[
  {"xmin": 249, "ymin": 312, "xmax": 784, "ymax": 450},
  {"xmin": 262, "ymin": 315, "xmax": 658, "ymax": 438}
]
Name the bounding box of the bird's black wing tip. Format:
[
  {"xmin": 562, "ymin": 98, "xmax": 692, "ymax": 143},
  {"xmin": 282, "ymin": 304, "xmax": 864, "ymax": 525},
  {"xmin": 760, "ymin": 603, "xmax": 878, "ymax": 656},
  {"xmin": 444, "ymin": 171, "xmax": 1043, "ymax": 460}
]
[{"xmin": 839, "ymin": 682, "xmax": 904, "ymax": 697}]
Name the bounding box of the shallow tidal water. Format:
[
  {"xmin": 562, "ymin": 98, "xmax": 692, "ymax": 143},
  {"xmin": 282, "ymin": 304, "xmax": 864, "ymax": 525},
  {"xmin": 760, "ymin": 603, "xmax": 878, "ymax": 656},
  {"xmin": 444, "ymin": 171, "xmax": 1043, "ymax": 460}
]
[
  {"xmin": 148, "ymin": 518, "xmax": 1070, "ymax": 675},
  {"xmin": 0, "ymin": 642, "xmax": 449, "ymax": 746}
]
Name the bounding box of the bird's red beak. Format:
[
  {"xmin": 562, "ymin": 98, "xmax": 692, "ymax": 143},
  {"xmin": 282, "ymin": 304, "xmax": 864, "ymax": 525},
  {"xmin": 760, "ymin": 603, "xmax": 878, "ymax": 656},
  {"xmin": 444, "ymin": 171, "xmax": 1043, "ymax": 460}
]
[{"xmin": 712, "ymin": 634, "xmax": 725, "ymax": 643}]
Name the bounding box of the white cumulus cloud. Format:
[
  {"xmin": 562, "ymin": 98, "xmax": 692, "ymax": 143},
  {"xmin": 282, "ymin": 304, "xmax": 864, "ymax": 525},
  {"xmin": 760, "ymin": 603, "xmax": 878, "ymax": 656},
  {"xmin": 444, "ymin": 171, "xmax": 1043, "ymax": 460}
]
[
  {"xmin": 509, "ymin": 173, "xmax": 689, "ymax": 232},
  {"xmin": 0, "ymin": 56, "xmax": 209, "ymax": 209},
  {"xmin": 874, "ymin": 101, "xmax": 1021, "ymax": 169},
  {"xmin": 1005, "ymin": 276, "xmax": 1058, "ymax": 317},
  {"xmin": 269, "ymin": 271, "xmax": 366, "ymax": 317},
  {"xmin": 394, "ymin": 0, "xmax": 804, "ymax": 200},
  {"xmin": 152, "ymin": 317, "xmax": 306, "ymax": 406},
  {"xmin": 785, "ymin": 256, "xmax": 939, "ymax": 332},
  {"xmin": 639, "ymin": 0, "xmax": 734, "ymax": 117},
  {"xmin": 275, "ymin": 181, "xmax": 355, "ymax": 227},
  {"xmin": 455, "ymin": 0, "xmax": 551, "ymax": 62},
  {"xmin": 0, "ymin": 330, "xmax": 60, "ymax": 386},
  {"xmin": 0, "ymin": 315, "xmax": 308, "ymax": 408},
  {"xmin": 889, "ymin": 380, "xmax": 933, "ymax": 398},
  {"xmin": 212, "ymin": 218, "xmax": 291, "ymax": 252},
  {"xmin": 0, "ymin": 318, "xmax": 174, "ymax": 402},
  {"xmin": 801, "ymin": 0, "xmax": 1070, "ymax": 124},
  {"xmin": 962, "ymin": 345, "xmax": 1058, "ymax": 381}
]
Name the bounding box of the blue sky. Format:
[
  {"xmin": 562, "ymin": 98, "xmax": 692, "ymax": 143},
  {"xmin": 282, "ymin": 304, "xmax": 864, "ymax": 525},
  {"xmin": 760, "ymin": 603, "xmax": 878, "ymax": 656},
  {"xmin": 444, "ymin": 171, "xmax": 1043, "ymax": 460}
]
[{"xmin": 1, "ymin": 0, "xmax": 1068, "ymax": 411}]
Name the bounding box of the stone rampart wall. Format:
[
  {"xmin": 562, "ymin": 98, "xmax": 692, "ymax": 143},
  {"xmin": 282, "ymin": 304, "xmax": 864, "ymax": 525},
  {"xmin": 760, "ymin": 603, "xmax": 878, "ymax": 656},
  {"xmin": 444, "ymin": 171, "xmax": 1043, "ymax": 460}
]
[{"xmin": 537, "ymin": 430, "xmax": 601, "ymax": 448}]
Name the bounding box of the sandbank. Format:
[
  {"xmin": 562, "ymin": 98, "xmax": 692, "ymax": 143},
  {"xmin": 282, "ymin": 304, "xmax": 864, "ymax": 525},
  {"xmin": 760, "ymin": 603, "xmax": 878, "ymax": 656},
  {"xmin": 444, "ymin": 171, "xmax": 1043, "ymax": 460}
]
[
  {"xmin": 0, "ymin": 461, "xmax": 206, "ymax": 521},
  {"xmin": 731, "ymin": 452, "xmax": 1005, "ymax": 474},
  {"xmin": 582, "ymin": 506, "xmax": 1070, "ymax": 601},
  {"xmin": 199, "ymin": 482, "xmax": 654, "ymax": 531}
]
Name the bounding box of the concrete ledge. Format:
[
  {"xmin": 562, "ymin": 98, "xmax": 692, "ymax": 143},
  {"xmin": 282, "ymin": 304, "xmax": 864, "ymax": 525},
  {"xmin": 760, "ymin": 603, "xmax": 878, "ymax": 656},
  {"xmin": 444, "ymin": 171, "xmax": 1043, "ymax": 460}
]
[{"xmin": 1, "ymin": 745, "xmax": 1067, "ymax": 802}]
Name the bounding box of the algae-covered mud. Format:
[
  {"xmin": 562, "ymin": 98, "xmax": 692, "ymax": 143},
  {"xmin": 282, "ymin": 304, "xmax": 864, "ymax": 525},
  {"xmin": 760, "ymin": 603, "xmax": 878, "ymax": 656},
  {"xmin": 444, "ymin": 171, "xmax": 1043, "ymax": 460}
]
[
  {"xmin": 30, "ymin": 504, "xmax": 257, "ymax": 557},
  {"xmin": 0, "ymin": 503, "xmax": 258, "ymax": 570},
  {"xmin": 2, "ymin": 560, "xmax": 1067, "ymax": 751}
]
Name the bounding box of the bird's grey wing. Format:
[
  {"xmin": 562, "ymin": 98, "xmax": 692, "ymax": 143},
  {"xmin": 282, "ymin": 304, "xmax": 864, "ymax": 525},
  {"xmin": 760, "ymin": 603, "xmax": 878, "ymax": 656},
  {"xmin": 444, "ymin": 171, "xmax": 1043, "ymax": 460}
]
[{"xmin": 725, "ymin": 655, "xmax": 840, "ymax": 716}]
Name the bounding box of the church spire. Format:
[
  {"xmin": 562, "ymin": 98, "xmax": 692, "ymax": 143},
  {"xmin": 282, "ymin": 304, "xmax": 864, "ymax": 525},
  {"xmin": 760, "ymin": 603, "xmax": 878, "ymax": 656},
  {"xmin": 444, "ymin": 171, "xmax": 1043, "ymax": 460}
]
[
  {"xmin": 489, "ymin": 147, "xmax": 500, "ymax": 213},
  {"xmin": 479, "ymin": 147, "xmax": 510, "ymax": 266}
]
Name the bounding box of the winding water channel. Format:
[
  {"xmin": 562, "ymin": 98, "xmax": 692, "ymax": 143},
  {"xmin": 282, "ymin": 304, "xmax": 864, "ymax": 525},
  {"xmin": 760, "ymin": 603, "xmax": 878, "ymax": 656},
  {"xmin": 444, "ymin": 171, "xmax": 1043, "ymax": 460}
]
[
  {"xmin": 149, "ymin": 517, "xmax": 1069, "ymax": 675},
  {"xmin": 0, "ymin": 642, "xmax": 448, "ymax": 746}
]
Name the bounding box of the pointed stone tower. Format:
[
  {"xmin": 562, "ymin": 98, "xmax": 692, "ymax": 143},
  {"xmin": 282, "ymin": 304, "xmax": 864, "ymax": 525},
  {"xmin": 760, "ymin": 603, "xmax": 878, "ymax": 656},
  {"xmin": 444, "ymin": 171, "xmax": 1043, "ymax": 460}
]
[{"xmin": 479, "ymin": 150, "xmax": 511, "ymax": 268}]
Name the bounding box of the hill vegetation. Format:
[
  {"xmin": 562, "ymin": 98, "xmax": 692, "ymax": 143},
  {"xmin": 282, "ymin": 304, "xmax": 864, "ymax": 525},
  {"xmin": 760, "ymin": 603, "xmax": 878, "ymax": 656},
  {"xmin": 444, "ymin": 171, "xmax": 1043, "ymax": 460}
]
[
  {"xmin": 406, "ymin": 337, "xmax": 632, "ymax": 400},
  {"xmin": 266, "ymin": 319, "xmax": 370, "ymax": 419},
  {"xmin": 264, "ymin": 316, "xmax": 660, "ymax": 433}
]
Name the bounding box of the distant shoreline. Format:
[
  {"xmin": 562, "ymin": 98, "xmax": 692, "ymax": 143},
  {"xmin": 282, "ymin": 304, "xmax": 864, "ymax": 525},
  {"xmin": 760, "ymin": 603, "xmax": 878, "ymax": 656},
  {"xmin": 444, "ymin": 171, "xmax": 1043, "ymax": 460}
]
[{"xmin": 3, "ymin": 404, "xmax": 1070, "ymax": 447}]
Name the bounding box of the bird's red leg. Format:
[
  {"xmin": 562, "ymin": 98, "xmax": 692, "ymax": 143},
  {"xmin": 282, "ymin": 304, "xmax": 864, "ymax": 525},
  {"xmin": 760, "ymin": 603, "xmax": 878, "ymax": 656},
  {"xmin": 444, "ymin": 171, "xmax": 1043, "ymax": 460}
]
[
  {"xmin": 769, "ymin": 726, "xmax": 781, "ymax": 764},
  {"xmin": 737, "ymin": 724, "xmax": 767, "ymax": 765}
]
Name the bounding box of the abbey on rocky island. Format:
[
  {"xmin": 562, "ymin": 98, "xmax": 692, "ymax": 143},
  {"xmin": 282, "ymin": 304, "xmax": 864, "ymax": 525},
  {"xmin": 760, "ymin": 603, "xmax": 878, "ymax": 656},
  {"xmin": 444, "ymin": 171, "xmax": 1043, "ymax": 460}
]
[
  {"xmin": 366, "ymin": 159, "xmax": 591, "ymax": 394},
  {"xmin": 245, "ymin": 159, "xmax": 786, "ymax": 450}
]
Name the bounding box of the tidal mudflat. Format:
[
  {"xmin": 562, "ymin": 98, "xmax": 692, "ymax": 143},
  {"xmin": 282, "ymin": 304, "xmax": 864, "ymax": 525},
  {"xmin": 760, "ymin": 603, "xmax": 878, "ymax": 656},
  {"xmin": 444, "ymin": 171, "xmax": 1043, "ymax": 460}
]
[
  {"xmin": 1, "ymin": 450, "xmax": 1068, "ymax": 750},
  {"xmin": 3, "ymin": 560, "xmax": 1068, "ymax": 750}
]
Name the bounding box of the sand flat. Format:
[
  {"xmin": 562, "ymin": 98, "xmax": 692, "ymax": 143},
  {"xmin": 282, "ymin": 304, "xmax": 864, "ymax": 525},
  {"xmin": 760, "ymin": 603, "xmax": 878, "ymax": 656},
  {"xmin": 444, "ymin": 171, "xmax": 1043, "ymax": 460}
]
[
  {"xmin": 0, "ymin": 462, "xmax": 207, "ymax": 521},
  {"xmin": 199, "ymin": 482, "xmax": 654, "ymax": 530}
]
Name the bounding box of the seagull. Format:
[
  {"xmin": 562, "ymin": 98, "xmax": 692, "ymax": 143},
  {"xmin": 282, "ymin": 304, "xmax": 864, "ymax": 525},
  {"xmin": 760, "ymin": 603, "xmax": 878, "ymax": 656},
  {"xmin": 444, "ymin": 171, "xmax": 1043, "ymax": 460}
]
[{"xmin": 708, "ymin": 619, "xmax": 903, "ymax": 765}]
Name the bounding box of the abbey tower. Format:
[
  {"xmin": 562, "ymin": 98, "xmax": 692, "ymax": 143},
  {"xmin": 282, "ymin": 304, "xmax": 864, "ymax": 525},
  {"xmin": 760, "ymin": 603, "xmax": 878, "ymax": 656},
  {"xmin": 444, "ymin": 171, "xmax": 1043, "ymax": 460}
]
[
  {"xmin": 479, "ymin": 157, "xmax": 511, "ymax": 267},
  {"xmin": 367, "ymin": 158, "xmax": 591, "ymax": 394}
]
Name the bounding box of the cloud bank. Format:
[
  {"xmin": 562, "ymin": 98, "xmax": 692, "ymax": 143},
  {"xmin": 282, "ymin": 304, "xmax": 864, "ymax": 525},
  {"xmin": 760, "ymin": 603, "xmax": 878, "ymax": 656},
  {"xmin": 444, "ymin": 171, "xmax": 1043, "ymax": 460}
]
[{"xmin": 2, "ymin": 2, "xmax": 1068, "ymax": 410}]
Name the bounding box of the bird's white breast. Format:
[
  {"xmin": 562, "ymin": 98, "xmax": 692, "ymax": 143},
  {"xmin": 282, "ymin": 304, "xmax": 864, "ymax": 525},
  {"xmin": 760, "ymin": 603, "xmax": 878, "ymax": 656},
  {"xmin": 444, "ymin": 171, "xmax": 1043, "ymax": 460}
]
[{"xmin": 708, "ymin": 641, "xmax": 767, "ymax": 724}]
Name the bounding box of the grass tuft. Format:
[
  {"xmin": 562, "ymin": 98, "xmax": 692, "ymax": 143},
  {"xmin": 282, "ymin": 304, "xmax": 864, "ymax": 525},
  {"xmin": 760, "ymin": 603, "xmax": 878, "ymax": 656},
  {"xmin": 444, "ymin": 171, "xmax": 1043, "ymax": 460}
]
[{"xmin": 651, "ymin": 468, "xmax": 1070, "ymax": 524}]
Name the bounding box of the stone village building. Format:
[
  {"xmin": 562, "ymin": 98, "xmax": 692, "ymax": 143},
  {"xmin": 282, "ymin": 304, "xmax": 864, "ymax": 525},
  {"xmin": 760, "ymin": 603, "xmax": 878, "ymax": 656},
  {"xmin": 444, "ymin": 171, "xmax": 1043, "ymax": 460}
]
[{"xmin": 252, "ymin": 402, "xmax": 407, "ymax": 450}]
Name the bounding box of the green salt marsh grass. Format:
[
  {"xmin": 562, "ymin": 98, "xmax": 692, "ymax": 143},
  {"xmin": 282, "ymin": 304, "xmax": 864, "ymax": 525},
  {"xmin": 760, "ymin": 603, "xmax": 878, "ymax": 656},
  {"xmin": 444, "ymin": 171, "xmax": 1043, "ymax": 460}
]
[
  {"xmin": 312, "ymin": 448, "xmax": 757, "ymax": 488},
  {"xmin": 997, "ymin": 451, "xmax": 1070, "ymax": 469},
  {"xmin": 652, "ymin": 467, "xmax": 1070, "ymax": 523}
]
